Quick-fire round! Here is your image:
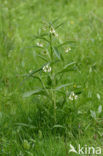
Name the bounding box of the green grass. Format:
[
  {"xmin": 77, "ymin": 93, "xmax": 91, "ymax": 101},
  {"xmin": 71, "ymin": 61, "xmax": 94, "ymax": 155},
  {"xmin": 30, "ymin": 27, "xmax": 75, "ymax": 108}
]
[{"xmin": 0, "ymin": 0, "xmax": 103, "ymax": 155}]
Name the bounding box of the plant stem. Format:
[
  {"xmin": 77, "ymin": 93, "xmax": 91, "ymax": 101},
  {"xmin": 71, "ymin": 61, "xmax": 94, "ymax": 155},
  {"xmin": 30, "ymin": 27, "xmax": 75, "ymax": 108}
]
[
  {"xmin": 50, "ymin": 33, "xmax": 53, "ymax": 61},
  {"xmin": 49, "ymin": 31, "xmax": 57, "ymax": 123},
  {"xmin": 53, "ymin": 92, "xmax": 56, "ymax": 123}
]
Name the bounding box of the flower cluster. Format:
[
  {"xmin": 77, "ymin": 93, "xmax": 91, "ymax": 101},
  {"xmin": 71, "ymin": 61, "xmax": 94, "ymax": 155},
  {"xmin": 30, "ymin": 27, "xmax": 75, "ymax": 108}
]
[
  {"xmin": 42, "ymin": 50, "xmax": 48, "ymax": 55},
  {"xmin": 50, "ymin": 27, "xmax": 58, "ymax": 37},
  {"xmin": 43, "ymin": 64, "xmax": 51, "ymax": 73},
  {"xmin": 37, "ymin": 42, "xmax": 43, "ymax": 47},
  {"xmin": 65, "ymin": 47, "xmax": 71, "ymax": 53},
  {"xmin": 29, "ymin": 70, "xmax": 32, "ymax": 74},
  {"xmin": 69, "ymin": 92, "xmax": 78, "ymax": 101}
]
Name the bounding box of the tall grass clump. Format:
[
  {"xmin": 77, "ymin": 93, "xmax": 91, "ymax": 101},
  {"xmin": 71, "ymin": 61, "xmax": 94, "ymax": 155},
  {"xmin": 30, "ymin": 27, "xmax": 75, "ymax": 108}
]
[{"xmin": 23, "ymin": 20, "xmax": 81, "ymax": 135}]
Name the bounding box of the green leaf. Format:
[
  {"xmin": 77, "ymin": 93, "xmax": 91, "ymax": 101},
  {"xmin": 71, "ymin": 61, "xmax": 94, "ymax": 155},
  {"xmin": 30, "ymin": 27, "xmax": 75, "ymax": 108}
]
[
  {"xmin": 57, "ymin": 41, "xmax": 76, "ymax": 48},
  {"xmin": 97, "ymin": 93, "xmax": 101, "ymax": 100},
  {"xmin": 57, "ymin": 62, "xmax": 76, "ymax": 74},
  {"xmin": 64, "ymin": 62, "xmax": 76, "ymax": 69},
  {"xmin": 53, "ymin": 47, "xmax": 60, "ymax": 59},
  {"xmin": 0, "ymin": 112, "xmax": 2, "ymax": 120},
  {"xmin": 54, "ymin": 83, "xmax": 73, "ymax": 91},
  {"xmin": 98, "ymin": 105, "xmax": 102, "ymax": 114},
  {"xmin": 23, "ymin": 88, "xmax": 44, "ymax": 98},
  {"xmin": 53, "ymin": 47, "xmax": 64, "ymax": 61},
  {"xmin": 32, "ymin": 34, "xmax": 49, "ymax": 42},
  {"xmin": 36, "ymin": 54, "xmax": 48, "ymax": 62},
  {"xmin": 55, "ymin": 22, "xmax": 64, "ymax": 29},
  {"xmin": 16, "ymin": 123, "xmax": 36, "ymax": 129},
  {"xmin": 53, "ymin": 125, "xmax": 65, "ymax": 129},
  {"xmin": 23, "ymin": 140, "xmax": 30, "ymax": 150},
  {"xmin": 90, "ymin": 110, "xmax": 96, "ymax": 119},
  {"xmin": 52, "ymin": 18, "xmax": 59, "ymax": 24}
]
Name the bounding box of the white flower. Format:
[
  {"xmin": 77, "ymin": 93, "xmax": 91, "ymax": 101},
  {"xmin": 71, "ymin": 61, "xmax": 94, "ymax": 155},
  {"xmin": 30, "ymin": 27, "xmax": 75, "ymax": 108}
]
[
  {"xmin": 50, "ymin": 27, "xmax": 55, "ymax": 34},
  {"xmin": 65, "ymin": 47, "xmax": 71, "ymax": 53},
  {"xmin": 55, "ymin": 33, "xmax": 58, "ymax": 37},
  {"xmin": 43, "ymin": 64, "xmax": 51, "ymax": 73},
  {"xmin": 50, "ymin": 27, "xmax": 58, "ymax": 37},
  {"xmin": 29, "ymin": 70, "xmax": 32, "ymax": 74},
  {"xmin": 69, "ymin": 92, "xmax": 78, "ymax": 101},
  {"xmin": 37, "ymin": 42, "xmax": 43, "ymax": 47}
]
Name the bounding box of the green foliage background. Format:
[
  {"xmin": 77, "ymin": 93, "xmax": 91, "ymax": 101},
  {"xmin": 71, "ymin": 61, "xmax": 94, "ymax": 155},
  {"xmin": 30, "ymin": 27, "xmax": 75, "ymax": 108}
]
[{"xmin": 0, "ymin": 0, "xmax": 103, "ymax": 155}]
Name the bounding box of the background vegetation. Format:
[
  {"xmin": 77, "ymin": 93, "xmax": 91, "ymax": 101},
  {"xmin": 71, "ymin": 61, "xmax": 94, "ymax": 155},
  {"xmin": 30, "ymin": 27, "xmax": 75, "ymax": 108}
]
[{"xmin": 0, "ymin": 0, "xmax": 103, "ymax": 155}]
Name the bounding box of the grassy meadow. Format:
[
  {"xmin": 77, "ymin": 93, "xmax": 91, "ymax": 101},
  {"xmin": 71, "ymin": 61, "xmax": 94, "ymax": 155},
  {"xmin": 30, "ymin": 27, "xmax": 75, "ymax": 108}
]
[{"xmin": 0, "ymin": 0, "xmax": 103, "ymax": 155}]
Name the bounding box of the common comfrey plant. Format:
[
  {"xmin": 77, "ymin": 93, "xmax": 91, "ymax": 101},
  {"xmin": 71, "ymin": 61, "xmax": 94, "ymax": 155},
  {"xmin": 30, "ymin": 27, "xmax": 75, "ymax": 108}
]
[{"xmin": 23, "ymin": 20, "xmax": 78, "ymax": 124}]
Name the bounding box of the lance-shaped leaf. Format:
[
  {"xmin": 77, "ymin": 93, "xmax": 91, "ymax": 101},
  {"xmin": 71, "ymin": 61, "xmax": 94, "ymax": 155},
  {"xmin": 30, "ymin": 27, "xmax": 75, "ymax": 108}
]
[
  {"xmin": 64, "ymin": 62, "xmax": 76, "ymax": 69},
  {"xmin": 90, "ymin": 110, "xmax": 96, "ymax": 119},
  {"xmin": 55, "ymin": 22, "xmax": 64, "ymax": 29},
  {"xmin": 52, "ymin": 18, "xmax": 59, "ymax": 24},
  {"xmin": 36, "ymin": 54, "xmax": 48, "ymax": 62},
  {"xmin": 16, "ymin": 123, "xmax": 36, "ymax": 129},
  {"xmin": 57, "ymin": 40, "xmax": 76, "ymax": 48},
  {"xmin": 53, "ymin": 125, "xmax": 65, "ymax": 129},
  {"xmin": 54, "ymin": 83, "xmax": 73, "ymax": 91},
  {"xmin": 23, "ymin": 88, "xmax": 45, "ymax": 98},
  {"xmin": 98, "ymin": 105, "xmax": 102, "ymax": 114},
  {"xmin": 32, "ymin": 34, "xmax": 49, "ymax": 42},
  {"xmin": 53, "ymin": 47, "xmax": 64, "ymax": 61},
  {"xmin": 56, "ymin": 62, "xmax": 76, "ymax": 74}
]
